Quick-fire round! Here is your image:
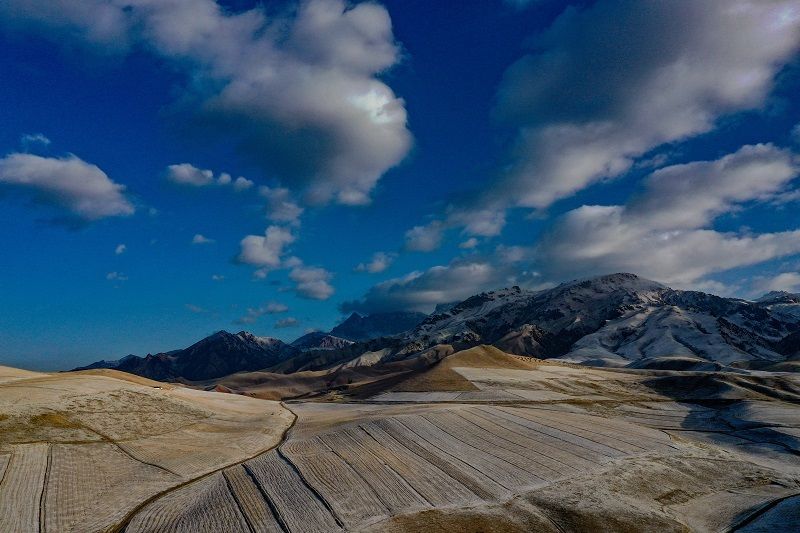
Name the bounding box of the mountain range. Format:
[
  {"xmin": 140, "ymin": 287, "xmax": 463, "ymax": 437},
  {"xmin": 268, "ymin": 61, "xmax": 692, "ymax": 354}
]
[
  {"xmin": 77, "ymin": 273, "xmax": 800, "ymax": 381},
  {"xmin": 75, "ymin": 310, "xmax": 426, "ymax": 380}
]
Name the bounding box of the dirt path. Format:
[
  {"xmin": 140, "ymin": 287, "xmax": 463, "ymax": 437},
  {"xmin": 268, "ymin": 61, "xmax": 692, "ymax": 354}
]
[{"xmin": 109, "ymin": 402, "xmax": 298, "ymax": 533}]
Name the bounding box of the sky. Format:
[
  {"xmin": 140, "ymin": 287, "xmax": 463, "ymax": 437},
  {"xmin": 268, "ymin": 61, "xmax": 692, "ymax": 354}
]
[{"xmin": 1, "ymin": 0, "xmax": 800, "ymax": 370}]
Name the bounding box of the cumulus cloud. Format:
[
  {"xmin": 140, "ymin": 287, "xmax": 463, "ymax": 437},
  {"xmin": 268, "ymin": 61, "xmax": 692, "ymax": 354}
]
[
  {"xmin": 192, "ymin": 234, "xmax": 214, "ymax": 244},
  {"xmin": 0, "ymin": 153, "xmax": 134, "ymax": 220},
  {"xmin": 2, "ymin": 0, "xmax": 412, "ymax": 205},
  {"xmin": 233, "ymin": 176, "xmax": 254, "ymax": 191},
  {"xmin": 405, "ymin": 221, "xmax": 444, "ymax": 252},
  {"xmin": 490, "ymin": 0, "xmax": 800, "ymax": 211},
  {"xmin": 166, "ymin": 163, "xmax": 255, "ymax": 192},
  {"xmin": 115, "ymin": 243, "xmax": 126, "ymax": 255},
  {"xmin": 238, "ymin": 226, "xmax": 295, "ymax": 268},
  {"xmin": 235, "ymin": 301, "xmax": 289, "ymax": 325},
  {"xmin": 165, "ymin": 163, "xmax": 214, "ymax": 186},
  {"xmin": 290, "ymin": 264, "xmax": 334, "ymax": 300},
  {"xmin": 275, "ymin": 317, "xmax": 300, "ymax": 329},
  {"xmin": 260, "ymin": 186, "xmax": 304, "ymax": 224},
  {"xmin": 211, "ymin": 274, "xmax": 225, "ymax": 281},
  {"xmin": 355, "ymin": 251, "xmax": 396, "ymax": 273},
  {"xmin": 534, "ymin": 144, "xmax": 800, "ymax": 285}
]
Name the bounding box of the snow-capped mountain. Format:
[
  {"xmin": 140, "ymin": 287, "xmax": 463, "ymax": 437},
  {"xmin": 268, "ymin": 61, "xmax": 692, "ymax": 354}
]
[
  {"xmin": 290, "ymin": 331, "xmax": 354, "ymax": 351},
  {"xmin": 339, "ymin": 273, "xmax": 800, "ymax": 370},
  {"xmin": 755, "ymin": 291, "xmax": 800, "ymax": 323}
]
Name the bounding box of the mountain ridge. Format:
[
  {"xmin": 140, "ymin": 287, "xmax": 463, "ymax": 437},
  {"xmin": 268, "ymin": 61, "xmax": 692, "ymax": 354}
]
[{"xmin": 76, "ymin": 273, "xmax": 800, "ymax": 381}]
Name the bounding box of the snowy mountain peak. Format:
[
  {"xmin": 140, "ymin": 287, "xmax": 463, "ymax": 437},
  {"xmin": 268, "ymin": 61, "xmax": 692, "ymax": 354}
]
[
  {"xmin": 235, "ymin": 331, "xmax": 283, "ymax": 348},
  {"xmin": 757, "ymin": 291, "xmax": 800, "ymax": 304}
]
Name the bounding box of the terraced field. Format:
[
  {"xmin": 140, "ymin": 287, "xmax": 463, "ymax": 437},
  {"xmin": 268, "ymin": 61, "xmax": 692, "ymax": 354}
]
[
  {"xmin": 121, "ymin": 349, "xmax": 800, "ymax": 532},
  {"xmin": 0, "ymin": 366, "xmax": 293, "ymax": 533},
  {"xmin": 3, "ymin": 347, "xmax": 800, "ymax": 531}
]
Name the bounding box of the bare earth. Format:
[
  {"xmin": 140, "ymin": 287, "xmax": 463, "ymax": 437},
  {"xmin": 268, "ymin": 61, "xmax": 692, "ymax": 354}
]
[
  {"xmin": 0, "ymin": 366, "xmax": 293, "ymax": 533},
  {"xmin": 2, "ymin": 346, "xmax": 799, "ymax": 532}
]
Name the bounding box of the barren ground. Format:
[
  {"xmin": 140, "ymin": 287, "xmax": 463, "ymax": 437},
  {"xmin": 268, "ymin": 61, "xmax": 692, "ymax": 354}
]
[{"xmin": 2, "ymin": 347, "xmax": 799, "ymax": 532}]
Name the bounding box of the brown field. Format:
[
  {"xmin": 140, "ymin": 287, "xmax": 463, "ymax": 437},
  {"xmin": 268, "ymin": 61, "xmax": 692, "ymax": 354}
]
[
  {"xmin": 2, "ymin": 347, "xmax": 800, "ymax": 531},
  {"xmin": 0, "ymin": 366, "xmax": 292, "ymax": 532}
]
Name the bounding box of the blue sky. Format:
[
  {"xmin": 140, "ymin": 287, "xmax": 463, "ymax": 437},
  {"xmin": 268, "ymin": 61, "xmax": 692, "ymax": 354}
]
[{"xmin": 1, "ymin": 0, "xmax": 800, "ymax": 370}]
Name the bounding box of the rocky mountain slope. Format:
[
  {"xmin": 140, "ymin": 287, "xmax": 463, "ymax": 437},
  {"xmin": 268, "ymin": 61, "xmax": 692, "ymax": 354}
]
[
  {"xmin": 290, "ymin": 331, "xmax": 353, "ymax": 351},
  {"xmin": 76, "ymin": 331, "xmax": 298, "ymax": 381},
  {"xmin": 393, "ymin": 273, "xmax": 800, "ymax": 368},
  {"xmin": 330, "ymin": 311, "xmax": 427, "ymax": 341}
]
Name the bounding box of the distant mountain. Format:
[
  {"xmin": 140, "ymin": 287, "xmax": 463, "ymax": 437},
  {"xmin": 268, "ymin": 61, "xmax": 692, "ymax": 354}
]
[
  {"xmin": 756, "ymin": 290, "xmax": 800, "ymax": 304},
  {"xmin": 330, "ymin": 311, "xmax": 427, "ymax": 341},
  {"xmin": 290, "ymin": 331, "xmax": 353, "ymax": 351},
  {"xmin": 755, "ymin": 291, "xmax": 800, "ymax": 323},
  {"xmin": 76, "ymin": 331, "xmax": 297, "ymax": 381},
  {"xmin": 75, "ymin": 354, "xmax": 138, "ymax": 370}
]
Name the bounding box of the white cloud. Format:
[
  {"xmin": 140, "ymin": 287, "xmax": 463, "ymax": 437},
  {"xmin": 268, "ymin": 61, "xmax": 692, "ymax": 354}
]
[
  {"xmin": 275, "ymin": 317, "xmax": 300, "ymax": 329},
  {"xmin": 20, "ymin": 133, "xmax": 51, "ymax": 151},
  {"xmin": 355, "ymin": 251, "xmax": 396, "ymax": 273},
  {"xmin": 534, "ymin": 144, "xmax": 800, "ymax": 285},
  {"xmin": 0, "ymin": 153, "xmax": 134, "ymax": 220},
  {"xmin": 106, "ymin": 271, "xmax": 128, "ymax": 281},
  {"xmin": 626, "ymin": 144, "xmax": 798, "ymax": 230},
  {"xmin": 264, "ymin": 302, "xmax": 289, "ymax": 314},
  {"xmin": 492, "ymin": 0, "xmax": 800, "ymax": 210},
  {"xmin": 185, "ymin": 303, "xmax": 206, "ymax": 313},
  {"xmin": 166, "ymin": 163, "xmax": 214, "ymax": 186},
  {"xmin": 235, "ymin": 301, "xmax": 289, "ymax": 324},
  {"xmin": 233, "ymin": 176, "xmax": 254, "ymax": 191},
  {"xmin": 753, "ymin": 272, "xmax": 800, "ymax": 294},
  {"xmin": 350, "ymin": 262, "xmax": 495, "ymax": 313},
  {"xmin": 114, "ymin": 243, "xmax": 126, "ymax": 255},
  {"xmin": 192, "ymin": 234, "xmax": 214, "ymax": 244},
  {"xmin": 405, "ymin": 221, "xmax": 444, "ymax": 252},
  {"xmin": 260, "ymin": 186, "xmax": 304, "ymax": 224},
  {"xmin": 450, "ymin": 208, "xmax": 506, "ymax": 237},
  {"xmin": 459, "ymin": 237, "xmax": 479, "ymax": 249},
  {"xmin": 211, "ymin": 274, "xmax": 225, "ymax": 281},
  {"xmin": 3, "ymin": 0, "xmax": 412, "ymax": 205},
  {"xmin": 238, "ymin": 226, "xmax": 295, "ymax": 268},
  {"xmin": 167, "ymin": 163, "xmax": 258, "ymax": 195},
  {"xmin": 343, "ymin": 256, "xmax": 545, "ymax": 314},
  {"xmin": 290, "ymin": 264, "xmax": 334, "ymax": 300}
]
